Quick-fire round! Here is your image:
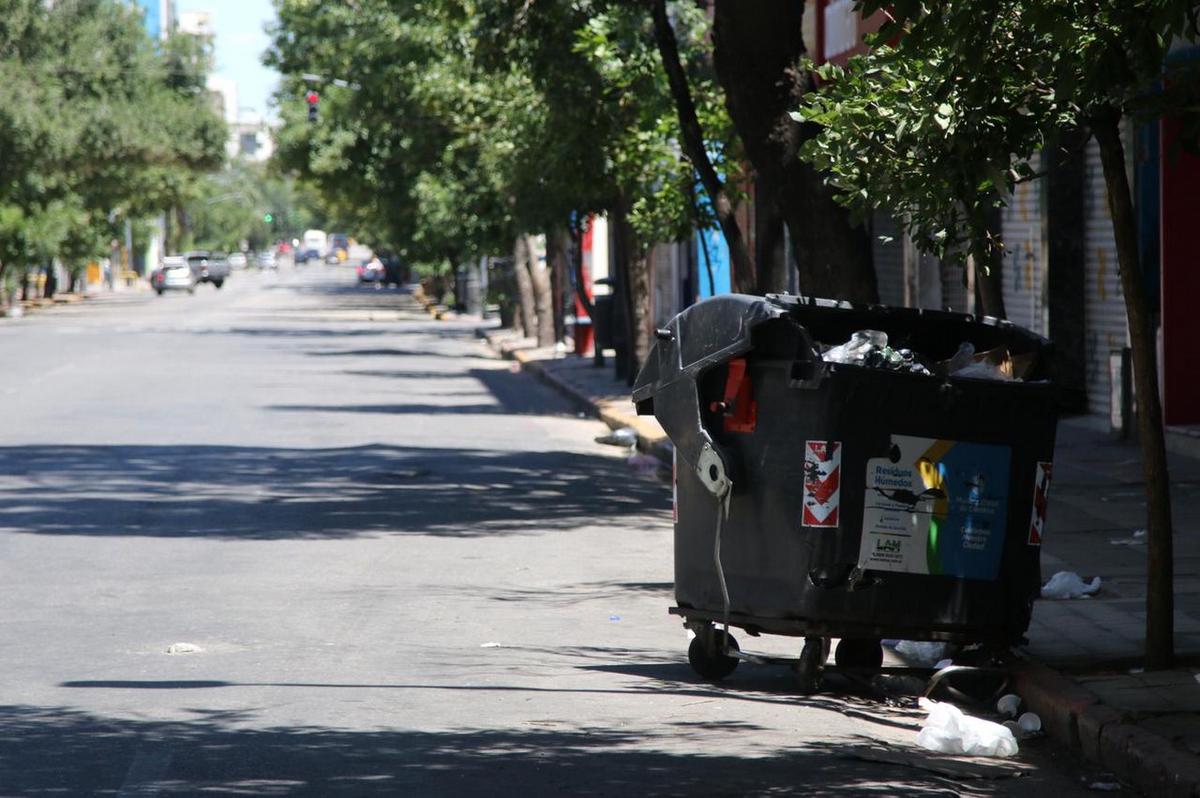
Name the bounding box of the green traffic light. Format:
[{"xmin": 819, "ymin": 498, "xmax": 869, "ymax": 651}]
[{"xmin": 264, "ymin": 213, "xmax": 274, "ymax": 223}]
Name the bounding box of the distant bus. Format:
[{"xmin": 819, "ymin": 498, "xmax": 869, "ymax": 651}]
[{"xmin": 302, "ymin": 229, "xmax": 327, "ymax": 256}]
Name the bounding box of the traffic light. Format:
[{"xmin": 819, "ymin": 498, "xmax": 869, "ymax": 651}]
[
  {"xmin": 264, "ymin": 212, "xmax": 273, "ymax": 223},
  {"xmin": 305, "ymin": 90, "xmax": 319, "ymax": 122}
]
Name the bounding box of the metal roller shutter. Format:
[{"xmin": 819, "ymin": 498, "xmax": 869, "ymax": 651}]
[
  {"xmin": 1083, "ymin": 137, "xmax": 1129, "ymax": 418},
  {"xmin": 941, "ymin": 258, "xmax": 970, "ymax": 313},
  {"xmin": 1001, "ymin": 154, "xmax": 1048, "ymax": 335},
  {"xmin": 872, "ymin": 210, "xmax": 906, "ymax": 307}
]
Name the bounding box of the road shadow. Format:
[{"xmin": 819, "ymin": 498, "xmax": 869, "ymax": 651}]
[
  {"xmin": 487, "ymin": 579, "xmax": 674, "ymax": 608},
  {"xmin": 218, "ymin": 323, "xmax": 484, "ymax": 342},
  {"xmin": 267, "ymin": 367, "xmax": 582, "ymax": 418},
  {"xmin": 0, "ymin": 703, "xmax": 1011, "ymax": 796},
  {"xmin": 342, "ymin": 369, "xmax": 472, "ymax": 380},
  {"xmin": 267, "ymin": 402, "xmax": 531, "ymax": 416},
  {"xmin": 305, "ymin": 347, "xmax": 459, "ymax": 358},
  {"xmin": 0, "ymin": 443, "xmax": 668, "ymax": 540}
]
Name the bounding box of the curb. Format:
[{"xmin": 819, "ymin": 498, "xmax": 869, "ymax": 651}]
[
  {"xmin": 1, "ymin": 292, "xmax": 91, "ymax": 318},
  {"xmin": 1011, "ymin": 660, "xmax": 1200, "ymax": 796},
  {"xmin": 411, "ymin": 285, "xmax": 460, "ymax": 321},
  {"xmin": 479, "ymin": 329, "xmax": 670, "ymax": 459}
]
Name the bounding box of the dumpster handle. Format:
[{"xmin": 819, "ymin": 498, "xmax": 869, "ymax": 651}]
[{"xmin": 696, "ymin": 442, "xmax": 732, "ymax": 499}]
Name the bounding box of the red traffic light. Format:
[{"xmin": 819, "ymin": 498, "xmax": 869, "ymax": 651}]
[{"xmin": 305, "ymin": 90, "xmax": 319, "ymax": 105}]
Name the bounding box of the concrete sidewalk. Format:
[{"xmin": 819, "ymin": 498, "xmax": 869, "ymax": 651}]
[{"xmin": 481, "ymin": 324, "xmax": 1200, "ymax": 797}]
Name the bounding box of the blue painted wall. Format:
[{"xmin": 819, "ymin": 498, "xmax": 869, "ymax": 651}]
[{"xmin": 695, "ymin": 227, "xmax": 731, "ymax": 298}]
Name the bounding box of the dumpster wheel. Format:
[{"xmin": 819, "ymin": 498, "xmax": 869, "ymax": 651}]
[
  {"xmin": 688, "ymin": 627, "xmax": 740, "ymax": 681},
  {"xmin": 794, "ymin": 636, "xmax": 827, "ymax": 693},
  {"xmin": 834, "ymin": 637, "xmax": 884, "ymax": 672}
]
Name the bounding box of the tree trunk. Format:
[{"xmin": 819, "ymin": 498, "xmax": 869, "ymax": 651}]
[
  {"xmin": 44, "ymin": 262, "xmax": 57, "ymax": 299},
  {"xmin": 626, "ymin": 247, "xmax": 651, "ymax": 380},
  {"xmin": 973, "ymin": 249, "xmax": 1006, "ymax": 319},
  {"xmin": 970, "ymin": 206, "xmax": 1007, "ymax": 318},
  {"xmin": 172, "ymin": 205, "xmax": 189, "ymax": 254},
  {"xmin": 711, "ymin": 0, "xmax": 877, "ymax": 303},
  {"xmin": 1093, "ymin": 112, "xmax": 1174, "ymax": 669},
  {"xmin": 1046, "ymin": 127, "xmax": 1090, "ymax": 413},
  {"xmin": 754, "ymin": 176, "xmax": 788, "ymax": 293},
  {"xmin": 526, "ymin": 234, "xmax": 556, "ymax": 347},
  {"xmin": 548, "ymin": 227, "xmax": 568, "ymax": 344},
  {"xmin": 611, "ymin": 200, "xmax": 652, "ymax": 383},
  {"xmin": 650, "ymin": 0, "xmax": 756, "ymax": 294},
  {"xmin": 512, "ymin": 235, "xmax": 537, "ymax": 339}
]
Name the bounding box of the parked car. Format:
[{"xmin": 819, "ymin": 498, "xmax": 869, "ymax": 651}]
[
  {"xmin": 184, "ymin": 251, "xmax": 230, "ymax": 288},
  {"xmin": 228, "ymin": 252, "xmax": 248, "ymax": 270},
  {"xmin": 328, "ymin": 232, "xmax": 350, "ymax": 263},
  {"xmin": 151, "ymin": 256, "xmax": 196, "ymax": 296},
  {"xmin": 259, "ymin": 250, "xmax": 278, "ymax": 270},
  {"xmin": 357, "ymin": 256, "xmax": 384, "ymax": 284}
]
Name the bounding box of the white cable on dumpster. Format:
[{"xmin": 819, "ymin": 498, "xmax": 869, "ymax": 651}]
[{"xmin": 714, "ymin": 488, "xmax": 733, "ymax": 647}]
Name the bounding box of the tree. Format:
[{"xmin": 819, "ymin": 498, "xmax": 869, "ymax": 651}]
[
  {"xmin": 0, "ymin": 0, "xmax": 224, "ymax": 302},
  {"xmin": 798, "ymin": 0, "xmax": 1200, "ymax": 667},
  {"xmin": 710, "ymin": 1, "xmax": 877, "ymax": 300},
  {"xmin": 649, "ymin": 0, "xmax": 755, "ymax": 293},
  {"xmin": 270, "ymin": 0, "xmax": 736, "ymax": 377},
  {"xmin": 572, "ymin": 2, "xmax": 739, "ymax": 377}
]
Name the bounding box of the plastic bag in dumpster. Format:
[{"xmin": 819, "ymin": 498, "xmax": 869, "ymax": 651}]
[
  {"xmin": 821, "ymin": 330, "xmax": 932, "ymax": 375},
  {"xmin": 822, "ymin": 330, "xmax": 1035, "ymax": 381}
]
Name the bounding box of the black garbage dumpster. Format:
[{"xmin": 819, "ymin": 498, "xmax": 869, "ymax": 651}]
[{"xmin": 632, "ymin": 294, "xmax": 1057, "ymax": 685}]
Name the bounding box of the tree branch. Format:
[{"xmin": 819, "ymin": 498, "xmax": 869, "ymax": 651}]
[{"xmin": 649, "ymin": 0, "xmax": 755, "ymax": 293}]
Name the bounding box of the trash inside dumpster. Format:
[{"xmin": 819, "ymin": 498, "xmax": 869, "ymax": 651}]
[{"xmin": 632, "ymin": 294, "xmax": 1057, "ymax": 689}]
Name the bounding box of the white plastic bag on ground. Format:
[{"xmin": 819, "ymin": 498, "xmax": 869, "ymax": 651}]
[
  {"xmin": 595, "ymin": 426, "xmax": 637, "ymax": 447},
  {"xmin": 1041, "ymin": 571, "xmax": 1101, "ymax": 599},
  {"xmin": 916, "ymin": 698, "xmax": 1019, "ymax": 758}
]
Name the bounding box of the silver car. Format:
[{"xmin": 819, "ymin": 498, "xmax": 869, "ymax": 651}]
[{"xmin": 151, "ymin": 256, "xmax": 196, "ymax": 295}]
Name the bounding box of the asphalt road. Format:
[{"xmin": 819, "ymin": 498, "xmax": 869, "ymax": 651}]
[{"xmin": 0, "ymin": 265, "xmax": 1115, "ymax": 796}]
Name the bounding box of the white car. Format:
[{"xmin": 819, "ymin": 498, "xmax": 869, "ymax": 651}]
[
  {"xmin": 258, "ymin": 251, "xmax": 277, "ymax": 270},
  {"xmin": 151, "ymin": 257, "xmax": 196, "ymax": 295},
  {"xmin": 228, "ymin": 252, "xmax": 248, "ymax": 269}
]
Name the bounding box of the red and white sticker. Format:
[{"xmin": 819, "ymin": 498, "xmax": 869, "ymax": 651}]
[
  {"xmin": 1028, "ymin": 461, "xmax": 1053, "ymax": 545},
  {"xmin": 803, "ymin": 440, "xmax": 841, "ymax": 528}
]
